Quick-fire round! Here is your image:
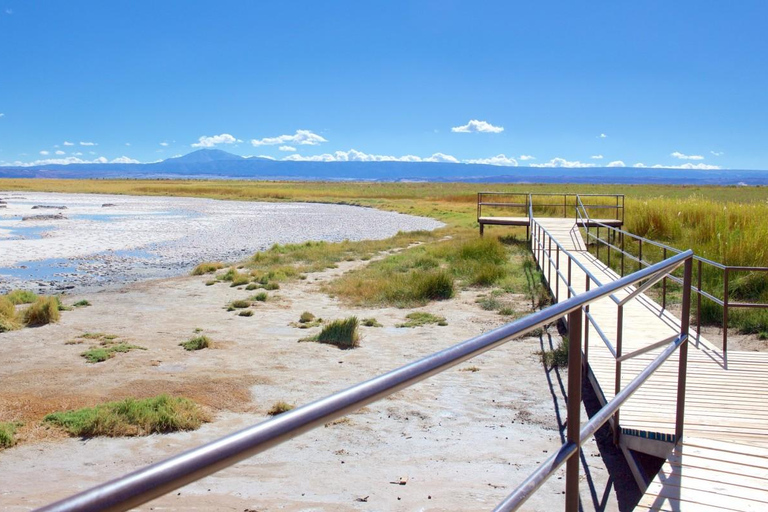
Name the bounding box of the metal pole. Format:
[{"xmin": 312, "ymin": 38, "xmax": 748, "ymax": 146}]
[
  {"xmin": 675, "ymin": 258, "xmax": 693, "ymax": 443},
  {"xmin": 621, "ymin": 232, "xmax": 625, "ymax": 277},
  {"xmin": 565, "ymin": 308, "xmax": 583, "ymax": 512},
  {"xmin": 596, "ymin": 226, "xmax": 600, "ymax": 260},
  {"xmin": 723, "ymin": 268, "xmax": 729, "ymax": 355},
  {"xmin": 567, "ymin": 257, "xmax": 572, "ymax": 299},
  {"xmin": 697, "ymin": 259, "xmax": 702, "ymax": 341},
  {"xmin": 584, "ymin": 277, "xmax": 590, "ymax": 369},
  {"xmin": 548, "ymin": 236, "xmax": 552, "ymax": 285},
  {"xmin": 607, "ymin": 230, "xmax": 612, "ymax": 268},
  {"xmin": 662, "ymin": 248, "xmax": 667, "ymax": 310},
  {"xmin": 556, "ymin": 246, "xmax": 560, "ymax": 302},
  {"xmin": 613, "ymin": 305, "xmax": 623, "ymax": 445},
  {"xmin": 639, "ymin": 239, "xmax": 643, "ymax": 273}
]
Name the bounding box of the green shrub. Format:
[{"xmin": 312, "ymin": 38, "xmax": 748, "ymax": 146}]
[
  {"xmin": 413, "ymin": 270, "xmax": 455, "ymax": 301},
  {"xmin": 245, "ymin": 283, "xmax": 259, "ymax": 290},
  {"xmin": 6, "ymin": 289, "xmax": 38, "ymax": 305},
  {"xmin": 180, "ymin": 335, "xmax": 212, "ymax": 351},
  {"xmin": 299, "ymin": 311, "xmax": 316, "ymax": 323},
  {"xmin": 476, "ymin": 296, "xmax": 502, "ymax": 311},
  {"xmin": 397, "ymin": 312, "xmax": 447, "ymax": 328},
  {"xmin": 22, "ymin": 297, "xmax": 60, "ymax": 326},
  {"xmin": 205, "ymin": 280, "xmax": 216, "ymax": 286},
  {"xmin": 191, "ymin": 261, "xmax": 225, "ymax": 275},
  {"xmin": 306, "ymin": 317, "xmax": 360, "ymax": 349},
  {"xmin": 230, "ymin": 299, "xmax": 250, "ymax": 309},
  {"xmin": 252, "ymin": 292, "xmax": 268, "ymax": 302},
  {"xmin": 267, "ymin": 401, "xmax": 295, "ymax": 416},
  {"xmin": 43, "ymin": 395, "xmax": 208, "ymax": 437},
  {"xmin": 73, "ymin": 299, "xmax": 91, "ymax": 307},
  {"xmin": 499, "ymin": 307, "xmax": 516, "ymax": 316},
  {"xmin": 238, "ymin": 310, "xmax": 254, "ymax": 317},
  {"xmin": 264, "ymin": 282, "xmax": 280, "ymax": 290}
]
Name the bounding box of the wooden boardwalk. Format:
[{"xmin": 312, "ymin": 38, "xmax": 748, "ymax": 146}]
[{"xmin": 533, "ymin": 217, "xmax": 768, "ymax": 511}]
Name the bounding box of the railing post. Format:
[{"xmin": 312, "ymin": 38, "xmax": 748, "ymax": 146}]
[
  {"xmin": 697, "ymin": 259, "xmax": 702, "ymax": 342},
  {"xmin": 565, "ymin": 307, "xmax": 583, "ymax": 512},
  {"xmin": 639, "ymin": 239, "xmax": 643, "ymax": 272},
  {"xmin": 607, "ymin": 230, "xmax": 612, "ymax": 268},
  {"xmin": 548, "ymin": 237, "xmax": 552, "ymax": 285},
  {"xmin": 662, "ymin": 248, "xmax": 667, "ymax": 310},
  {"xmin": 596, "ymin": 226, "xmax": 600, "ymax": 260},
  {"xmin": 621, "ymin": 232, "xmax": 625, "ymax": 277},
  {"xmin": 556, "ymin": 246, "xmax": 560, "ymax": 302},
  {"xmin": 675, "ymin": 258, "xmax": 693, "ymax": 444},
  {"xmin": 563, "ymin": 194, "xmax": 567, "ymax": 218},
  {"xmin": 567, "ymin": 257, "xmax": 572, "ymax": 299},
  {"xmin": 614, "ymin": 305, "xmax": 623, "ymax": 445},
  {"xmin": 584, "ymin": 277, "xmax": 590, "ymax": 370},
  {"xmin": 723, "ymin": 268, "xmax": 729, "ymax": 355}
]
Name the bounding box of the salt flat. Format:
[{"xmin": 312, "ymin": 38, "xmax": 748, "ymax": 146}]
[{"xmin": 0, "ymin": 192, "xmax": 443, "ymax": 292}]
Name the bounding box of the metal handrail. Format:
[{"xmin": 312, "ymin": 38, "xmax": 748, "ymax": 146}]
[
  {"xmin": 478, "ymin": 192, "xmax": 624, "ymax": 223},
  {"xmin": 574, "ymin": 195, "xmax": 768, "ymax": 354},
  {"xmin": 38, "ymin": 240, "xmax": 692, "ymax": 512}
]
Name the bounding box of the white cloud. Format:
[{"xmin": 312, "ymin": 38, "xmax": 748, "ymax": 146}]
[
  {"xmin": 257, "ymin": 155, "xmax": 276, "ymax": 160},
  {"xmin": 671, "ymin": 151, "xmax": 704, "ymax": 160},
  {"xmin": 451, "ymin": 119, "xmax": 504, "ymax": 133},
  {"xmin": 39, "ymin": 150, "xmax": 49, "ymax": 155},
  {"xmin": 2, "ymin": 155, "xmax": 142, "ymax": 167},
  {"xmin": 281, "ymin": 149, "xmax": 459, "ymax": 164},
  {"xmin": 73, "ymin": 152, "xmax": 83, "ymax": 156},
  {"xmin": 191, "ymin": 133, "xmax": 241, "ymax": 148},
  {"xmin": 530, "ymin": 157, "xmax": 596, "ymax": 168},
  {"xmin": 519, "ymin": 155, "xmax": 535, "ymax": 161},
  {"xmin": 63, "ymin": 141, "xmax": 74, "ymax": 146},
  {"xmin": 250, "ymin": 129, "xmax": 327, "ymax": 147},
  {"xmin": 111, "ymin": 156, "xmax": 140, "ymax": 164},
  {"xmin": 633, "ymin": 163, "xmax": 646, "ymax": 168},
  {"xmin": 464, "ymin": 154, "xmax": 518, "ymax": 166},
  {"xmin": 710, "ymin": 150, "xmax": 724, "ymax": 156},
  {"xmin": 591, "ymin": 155, "xmax": 603, "ymax": 160},
  {"xmin": 80, "ymin": 141, "xmax": 97, "ymax": 146},
  {"xmin": 159, "ymin": 142, "xmax": 169, "ymax": 147},
  {"xmin": 278, "ymin": 145, "xmax": 297, "ymax": 152},
  {"xmin": 55, "ymin": 150, "xmax": 65, "ymax": 155},
  {"xmin": 606, "ymin": 160, "xmax": 625, "ymax": 167},
  {"xmin": 652, "ymin": 162, "xmax": 720, "ymax": 170},
  {"xmin": 599, "ymin": 133, "xmax": 607, "ymax": 138}
]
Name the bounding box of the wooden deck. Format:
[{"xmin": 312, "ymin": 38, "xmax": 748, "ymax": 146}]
[{"xmin": 533, "ymin": 217, "xmax": 768, "ymax": 511}]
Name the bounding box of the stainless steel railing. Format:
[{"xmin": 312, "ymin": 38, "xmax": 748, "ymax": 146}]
[{"xmin": 37, "ymin": 239, "xmax": 693, "ymax": 512}]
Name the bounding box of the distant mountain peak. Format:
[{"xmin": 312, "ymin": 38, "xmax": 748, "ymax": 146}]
[{"xmin": 166, "ymin": 149, "xmax": 244, "ymax": 164}]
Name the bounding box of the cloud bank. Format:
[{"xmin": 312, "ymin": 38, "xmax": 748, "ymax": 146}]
[{"xmin": 451, "ymin": 120, "xmax": 504, "ymax": 133}]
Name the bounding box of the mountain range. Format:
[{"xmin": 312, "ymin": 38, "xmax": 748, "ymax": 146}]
[{"xmin": 1, "ymin": 149, "xmax": 767, "ymax": 185}]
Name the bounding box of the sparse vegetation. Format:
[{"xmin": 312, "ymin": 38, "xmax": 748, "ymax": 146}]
[
  {"xmin": 397, "ymin": 312, "xmax": 447, "ymax": 328},
  {"xmin": 191, "ymin": 261, "xmax": 225, "ymax": 275},
  {"xmin": 180, "ymin": 335, "xmax": 212, "ymax": 351},
  {"xmin": 460, "ymin": 366, "xmax": 480, "ymax": 372},
  {"xmin": 229, "ymin": 299, "xmax": 250, "ymax": 309},
  {"xmin": 267, "ymin": 401, "xmax": 295, "ymax": 416},
  {"xmin": 264, "ymin": 282, "xmax": 280, "ymax": 290},
  {"xmin": 43, "ymin": 395, "xmax": 209, "ymax": 437},
  {"xmin": 22, "ymin": 296, "xmax": 61, "ymax": 326},
  {"xmin": 302, "ymin": 317, "xmax": 360, "ymax": 349},
  {"xmin": 251, "ymin": 291, "xmax": 268, "ymax": 302},
  {"xmin": 245, "ymin": 283, "xmax": 259, "ymax": 290},
  {"xmin": 238, "ymin": 309, "xmax": 254, "ymax": 317},
  {"xmin": 72, "ymin": 299, "xmax": 91, "ymax": 307},
  {"xmin": 299, "ymin": 311, "xmax": 316, "ymax": 323},
  {"xmin": 0, "ymin": 296, "xmax": 21, "ymax": 332},
  {"xmin": 81, "ymin": 343, "xmax": 146, "ymax": 363},
  {"xmin": 361, "ymin": 317, "xmax": 382, "ymax": 327}
]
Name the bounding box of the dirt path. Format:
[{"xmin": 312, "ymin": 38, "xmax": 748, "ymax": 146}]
[{"xmin": 0, "ymin": 256, "xmax": 622, "ymax": 511}]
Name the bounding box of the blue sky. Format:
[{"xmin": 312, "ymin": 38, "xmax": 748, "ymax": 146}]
[{"xmin": 1, "ymin": 1, "xmax": 767, "ymax": 170}]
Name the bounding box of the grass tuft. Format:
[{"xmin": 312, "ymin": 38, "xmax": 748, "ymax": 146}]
[
  {"xmin": 397, "ymin": 312, "xmax": 447, "ymax": 328},
  {"xmin": 43, "ymin": 395, "xmax": 209, "ymax": 437},
  {"xmin": 540, "ymin": 339, "xmax": 569, "ymax": 368},
  {"xmin": 303, "ymin": 317, "xmax": 360, "ymax": 349},
  {"xmin": 0, "ymin": 421, "xmax": 20, "ymax": 448},
  {"xmin": 22, "ymin": 296, "xmax": 60, "ymax": 326},
  {"xmin": 267, "ymin": 401, "xmax": 295, "ymax": 416},
  {"xmin": 229, "ymin": 299, "xmax": 250, "ymax": 309},
  {"xmin": 361, "ymin": 317, "xmax": 382, "ymax": 327},
  {"xmin": 180, "ymin": 335, "xmax": 212, "ymax": 351},
  {"xmin": 191, "ymin": 261, "xmax": 225, "ymax": 275},
  {"xmin": 73, "ymin": 299, "xmax": 91, "ymax": 307},
  {"xmin": 251, "ymin": 292, "xmax": 268, "ymax": 302},
  {"xmin": 6, "ymin": 289, "xmax": 38, "ymax": 305},
  {"xmin": 0, "ymin": 296, "xmax": 21, "ymax": 332}
]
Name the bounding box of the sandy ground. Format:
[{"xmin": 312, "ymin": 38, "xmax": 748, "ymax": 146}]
[
  {"xmin": 0, "ymin": 192, "xmax": 443, "ymax": 293},
  {"xmin": 0, "ymin": 253, "xmax": 629, "ymax": 511}
]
